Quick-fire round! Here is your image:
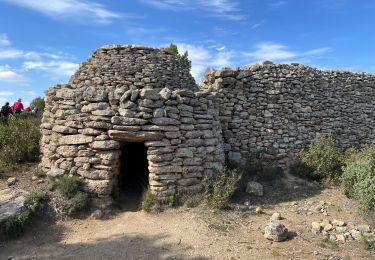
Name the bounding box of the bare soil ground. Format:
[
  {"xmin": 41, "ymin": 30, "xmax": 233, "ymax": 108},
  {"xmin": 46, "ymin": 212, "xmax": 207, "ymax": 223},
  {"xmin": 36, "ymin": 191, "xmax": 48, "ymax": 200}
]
[{"xmin": 0, "ymin": 165, "xmax": 374, "ymax": 260}]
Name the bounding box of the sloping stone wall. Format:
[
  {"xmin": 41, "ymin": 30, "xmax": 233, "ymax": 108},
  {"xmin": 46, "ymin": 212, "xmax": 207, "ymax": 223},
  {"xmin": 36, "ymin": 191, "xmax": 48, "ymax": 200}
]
[
  {"xmin": 40, "ymin": 45, "xmax": 225, "ymax": 203},
  {"xmin": 200, "ymin": 63, "xmax": 375, "ymax": 168}
]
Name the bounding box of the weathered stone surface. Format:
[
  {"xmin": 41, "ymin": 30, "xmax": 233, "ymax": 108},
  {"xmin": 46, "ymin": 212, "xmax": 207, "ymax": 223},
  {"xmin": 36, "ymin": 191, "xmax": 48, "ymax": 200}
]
[
  {"xmin": 108, "ymin": 130, "xmax": 163, "ymax": 142},
  {"xmin": 264, "ymin": 220, "xmax": 289, "ymax": 242},
  {"xmin": 0, "ymin": 188, "xmax": 27, "ymax": 224},
  {"xmin": 47, "ymin": 168, "xmax": 65, "ymax": 177},
  {"xmin": 91, "ymin": 140, "xmax": 120, "ymax": 150},
  {"xmin": 52, "ymin": 125, "xmax": 78, "ymax": 134},
  {"xmin": 246, "ymin": 181, "xmax": 263, "ymax": 196},
  {"xmin": 56, "ymin": 146, "xmax": 78, "ymax": 157},
  {"xmin": 111, "ymin": 116, "xmax": 148, "ymax": 126},
  {"xmin": 59, "ymin": 135, "xmax": 94, "ymax": 145}
]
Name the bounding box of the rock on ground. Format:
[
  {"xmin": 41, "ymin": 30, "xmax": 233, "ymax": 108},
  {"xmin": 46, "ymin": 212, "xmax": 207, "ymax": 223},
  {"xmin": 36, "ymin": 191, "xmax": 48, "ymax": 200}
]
[
  {"xmin": 264, "ymin": 220, "xmax": 289, "ymax": 242},
  {"xmin": 0, "ymin": 188, "xmax": 27, "ymax": 223}
]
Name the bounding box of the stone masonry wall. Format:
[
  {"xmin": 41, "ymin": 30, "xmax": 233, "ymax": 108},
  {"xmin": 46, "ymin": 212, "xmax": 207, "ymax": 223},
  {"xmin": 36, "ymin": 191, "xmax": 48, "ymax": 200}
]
[
  {"xmin": 40, "ymin": 45, "xmax": 225, "ymax": 204},
  {"xmin": 200, "ymin": 62, "xmax": 375, "ymax": 168}
]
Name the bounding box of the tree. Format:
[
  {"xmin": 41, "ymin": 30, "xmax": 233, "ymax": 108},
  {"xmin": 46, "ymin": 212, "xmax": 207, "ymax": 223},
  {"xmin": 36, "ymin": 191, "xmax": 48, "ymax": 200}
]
[
  {"xmin": 162, "ymin": 43, "xmax": 192, "ymax": 71},
  {"xmin": 30, "ymin": 97, "xmax": 45, "ymax": 112}
]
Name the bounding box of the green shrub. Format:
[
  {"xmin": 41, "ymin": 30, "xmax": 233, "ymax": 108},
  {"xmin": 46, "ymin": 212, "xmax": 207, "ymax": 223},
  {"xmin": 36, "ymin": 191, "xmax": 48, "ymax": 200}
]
[
  {"xmin": 68, "ymin": 192, "xmax": 88, "ymax": 215},
  {"xmin": 26, "ymin": 192, "xmax": 46, "ymax": 212},
  {"xmin": 296, "ymin": 134, "xmax": 341, "ymax": 183},
  {"xmin": 0, "ymin": 116, "xmax": 40, "ymax": 167},
  {"xmin": 360, "ymin": 234, "xmax": 375, "ymax": 251},
  {"xmin": 55, "ymin": 176, "xmax": 84, "ymax": 199},
  {"xmin": 140, "ymin": 190, "xmax": 158, "ymax": 212},
  {"xmin": 319, "ymin": 235, "xmax": 338, "ymax": 249},
  {"xmin": 341, "ymin": 147, "xmax": 375, "ymax": 214},
  {"xmin": 182, "ymin": 193, "xmax": 203, "ymax": 208},
  {"xmin": 1, "ymin": 210, "xmax": 31, "ymax": 238},
  {"xmin": 32, "ymin": 168, "xmax": 46, "ymax": 178},
  {"xmin": 203, "ymin": 168, "xmax": 241, "ymax": 209}
]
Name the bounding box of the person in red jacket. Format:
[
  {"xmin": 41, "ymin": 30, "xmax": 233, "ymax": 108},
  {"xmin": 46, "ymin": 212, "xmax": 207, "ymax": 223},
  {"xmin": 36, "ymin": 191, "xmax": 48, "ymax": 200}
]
[{"xmin": 12, "ymin": 98, "xmax": 24, "ymax": 114}]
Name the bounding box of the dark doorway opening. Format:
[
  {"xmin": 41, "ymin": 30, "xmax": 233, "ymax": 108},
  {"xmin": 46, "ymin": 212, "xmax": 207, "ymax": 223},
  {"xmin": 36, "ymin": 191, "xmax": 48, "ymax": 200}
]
[{"xmin": 118, "ymin": 142, "xmax": 149, "ymax": 210}]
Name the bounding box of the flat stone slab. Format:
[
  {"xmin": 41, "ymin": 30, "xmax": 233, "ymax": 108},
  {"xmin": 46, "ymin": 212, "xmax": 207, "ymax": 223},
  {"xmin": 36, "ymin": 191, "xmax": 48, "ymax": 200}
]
[{"xmin": 0, "ymin": 188, "xmax": 27, "ymax": 223}]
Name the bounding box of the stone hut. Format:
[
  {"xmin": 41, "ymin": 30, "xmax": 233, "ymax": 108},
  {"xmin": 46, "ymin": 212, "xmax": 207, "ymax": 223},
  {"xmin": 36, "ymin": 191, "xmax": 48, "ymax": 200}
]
[
  {"xmin": 40, "ymin": 45, "xmax": 225, "ymax": 206},
  {"xmin": 40, "ymin": 44, "xmax": 375, "ymax": 206}
]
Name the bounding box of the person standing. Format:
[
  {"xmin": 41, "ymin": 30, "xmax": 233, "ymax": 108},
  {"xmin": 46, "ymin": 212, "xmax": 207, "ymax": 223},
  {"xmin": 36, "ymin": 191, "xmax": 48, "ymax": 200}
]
[
  {"xmin": 1, "ymin": 102, "xmax": 13, "ymax": 117},
  {"xmin": 12, "ymin": 98, "xmax": 24, "ymax": 114}
]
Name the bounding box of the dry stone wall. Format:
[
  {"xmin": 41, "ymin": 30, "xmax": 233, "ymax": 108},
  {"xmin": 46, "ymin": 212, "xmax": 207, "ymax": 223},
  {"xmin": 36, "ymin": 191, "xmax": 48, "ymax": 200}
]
[
  {"xmin": 200, "ymin": 62, "xmax": 375, "ymax": 168},
  {"xmin": 40, "ymin": 44, "xmax": 375, "ymax": 205},
  {"xmin": 40, "ymin": 45, "xmax": 225, "ymax": 205}
]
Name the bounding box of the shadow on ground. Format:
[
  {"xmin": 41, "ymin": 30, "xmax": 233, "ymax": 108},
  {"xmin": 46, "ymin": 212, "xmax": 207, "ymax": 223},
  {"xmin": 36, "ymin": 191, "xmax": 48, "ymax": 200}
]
[
  {"xmin": 234, "ymin": 172, "xmax": 323, "ymax": 207},
  {"xmin": 0, "ymin": 214, "xmax": 209, "ymax": 260}
]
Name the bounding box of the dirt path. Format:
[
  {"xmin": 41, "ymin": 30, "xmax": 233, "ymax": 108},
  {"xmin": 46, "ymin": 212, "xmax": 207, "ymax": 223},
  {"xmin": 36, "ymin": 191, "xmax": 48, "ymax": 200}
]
[{"xmin": 0, "ymin": 167, "xmax": 374, "ymax": 259}]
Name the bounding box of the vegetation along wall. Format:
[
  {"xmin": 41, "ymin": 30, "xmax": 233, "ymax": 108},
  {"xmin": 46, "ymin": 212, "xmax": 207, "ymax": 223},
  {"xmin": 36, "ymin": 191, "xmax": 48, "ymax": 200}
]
[
  {"xmin": 200, "ymin": 62, "xmax": 375, "ymax": 168},
  {"xmin": 40, "ymin": 45, "xmax": 375, "ymax": 205}
]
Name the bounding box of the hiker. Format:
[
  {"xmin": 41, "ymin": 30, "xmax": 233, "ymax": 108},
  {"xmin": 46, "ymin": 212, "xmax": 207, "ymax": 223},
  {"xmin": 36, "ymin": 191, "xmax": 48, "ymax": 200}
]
[
  {"xmin": 0, "ymin": 102, "xmax": 13, "ymax": 117},
  {"xmin": 12, "ymin": 98, "xmax": 24, "ymax": 114}
]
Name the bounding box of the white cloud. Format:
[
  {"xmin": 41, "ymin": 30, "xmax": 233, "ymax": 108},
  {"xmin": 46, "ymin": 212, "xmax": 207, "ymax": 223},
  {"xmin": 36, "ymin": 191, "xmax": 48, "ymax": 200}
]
[
  {"xmin": 269, "ymin": 1, "xmax": 288, "ymax": 8},
  {"xmin": 0, "ymin": 91, "xmax": 14, "ymax": 96},
  {"xmin": 244, "ymin": 42, "xmax": 297, "ymax": 61},
  {"xmin": 23, "ymin": 60, "xmax": 79, "ymax": 77},
  {"xmin": 0, "ymin": 65, "xmax": 26, "ymax": 83},
  {"xmin": 243, "ymin": 42, "xmax": 332, "ymax": 63},
  {"xmin": 1, "ymin": 0, "xmax": 122, "ymax": 24},
  {"xmin": 176, "ymin": 43, "xmax": 236, "ymax": 79},
  {"xmin": 141, "ymin": 0, "xmax": 245, "ymax": 20},
  {"xmin": 0, "ymin": 33, "xmax": 11, "ymax": 46}
]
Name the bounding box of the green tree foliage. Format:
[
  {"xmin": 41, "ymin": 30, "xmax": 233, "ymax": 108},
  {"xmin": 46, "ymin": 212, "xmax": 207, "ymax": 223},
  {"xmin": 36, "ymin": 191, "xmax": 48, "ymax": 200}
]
[
  {"xmin": 0, "ymin": 116, "xmax": 40, "ymax": 166},
  {"xmin": 296, "ymin": 134, "xmax": 342, "ymax": 183},
  {"xmin": 162, "ymin": 43, "xmax": 192, "ymax": 71},
  {"xmin": 341, "ymin": 147, "xmax": 375, "ymax": 214},
  {"xmin": 30, "ymin": 96, "xmax": 45, "ymax": 112}
]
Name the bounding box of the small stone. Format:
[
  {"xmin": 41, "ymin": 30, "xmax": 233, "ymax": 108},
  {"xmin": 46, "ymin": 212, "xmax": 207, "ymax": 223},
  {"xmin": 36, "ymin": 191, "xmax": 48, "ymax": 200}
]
[
  {"xmin": 7, "ymin": 177, "xmax": 17, "ymax": 186},
  {"xmin": 31, "ymin": 176, "xmax": 38, "ymax": 181},
  {"xmin": 264, "ymin": 220, "xmax": 289, "ymax": 242},
  {"xmin": 356, "ymin": 225, "xmax": 371, "ymax": 233},
  {"xmin": 324, "ymin": 224, "xmax": 333, "ymax": 232},
  {"xmin": 245, "ymin": 181, "xmax": 263, "ymax": 196},
  {"xmin": 332, "ymin": 219, "xmax": 346, "ymax": 227},
  {"xmin": 350, "ymin": 229, "xmax": 361, "ymax": 240},
  {"xmin": 255, "ymin": 207, "xmax": 263, "ymax": 214},
  {"xmin": 311, "ymin": 222, "xmax": 321, "ymax": 233},
  {"xmin": 270, "ymin": 212, "xmax": 282, "ymax": 221},
  {"xmin": 90, "ymin": 209, "xmax": 104, "ymax": 219},
  {"xmin": 336, "ymin": 234, "xmax": 346, "ymax": 242},
  {"xmin": 329, "ymin": 234, "xmax": 337, "ymax": 241}
]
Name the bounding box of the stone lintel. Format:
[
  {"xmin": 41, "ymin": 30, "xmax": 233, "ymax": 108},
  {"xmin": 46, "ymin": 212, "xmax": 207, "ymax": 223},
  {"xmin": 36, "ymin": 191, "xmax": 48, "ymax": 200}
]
[{"xmin": 108, "ymin": 130, "xmax": 164, "ymax": 142}]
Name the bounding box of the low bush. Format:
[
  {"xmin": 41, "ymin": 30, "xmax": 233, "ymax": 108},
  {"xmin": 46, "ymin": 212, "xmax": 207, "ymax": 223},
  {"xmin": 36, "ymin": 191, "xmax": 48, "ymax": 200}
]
[
  {"xmin": 52, "ymin": 175, "xmax": 88, "ymax": 216},
  {"xmin": 140, "ymin": 190, "xmax": 158, "ymax": 212},
  {"xmin": 1, "ymin": 210, "xmax": 31, "ymax": 238},
  {"xmin": 55, "ymin": 176, "xmax": 84, "ymax": 199},
  {"xmin": 294, "ymin": 134, "xmax": 342, "ymax": 183},
  {"xmin": 1, "ymin": 192, "xmax": 45, "ymax": 238},
  {"xmin": 0, "ymin": 116, "xmax": 40, "ymax": 167},
  {"xmin": 360, "ymin": 234, "xmax": 375, "ymax": 251},
  {"xmin": 68, "ymin": 192, "xmax": 88, "ymax": 215},
  {"xmin": 203, "ymin": 168, "xmax": 241, "ymax": 209},
  {"xmin": 26, "ymin": 191, "xmax": 46, "ymax": 212},
  {"xmin": 341, "ymin": 147, "xmax": 375, "ymax": 214}
]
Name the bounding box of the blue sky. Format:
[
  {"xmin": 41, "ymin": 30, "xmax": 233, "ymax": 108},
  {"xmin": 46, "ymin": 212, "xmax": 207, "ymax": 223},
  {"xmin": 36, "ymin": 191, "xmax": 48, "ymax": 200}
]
[{"xmin": 0, "ymin": 0, "xmax": 374, "ymax": 106}]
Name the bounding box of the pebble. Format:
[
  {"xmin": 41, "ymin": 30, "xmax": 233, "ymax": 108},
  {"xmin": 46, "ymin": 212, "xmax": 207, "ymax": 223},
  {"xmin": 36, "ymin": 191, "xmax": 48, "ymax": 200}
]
[
  {"xmin": 270, "ymin": 212, "xmax": 281, "ymax": 220},
  {"xmin": 7, "ymin": 177, "xmax": 17, "ymax": 186},
  {"xmin": 255, "ymin": 207, "xmax": 263, "ymax": 214}
]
